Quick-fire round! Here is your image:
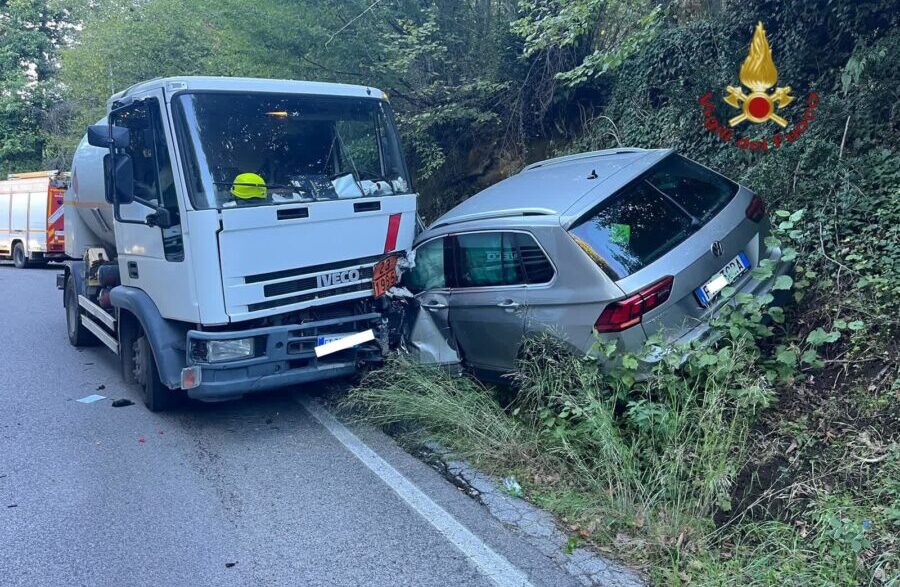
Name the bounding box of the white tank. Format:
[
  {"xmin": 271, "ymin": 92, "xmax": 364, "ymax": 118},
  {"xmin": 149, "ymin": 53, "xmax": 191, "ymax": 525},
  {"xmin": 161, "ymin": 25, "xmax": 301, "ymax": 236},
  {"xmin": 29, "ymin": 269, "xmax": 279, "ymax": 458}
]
[{"xmin": 65, "ymin": 119, "xmax": 117, "ymax": 257}]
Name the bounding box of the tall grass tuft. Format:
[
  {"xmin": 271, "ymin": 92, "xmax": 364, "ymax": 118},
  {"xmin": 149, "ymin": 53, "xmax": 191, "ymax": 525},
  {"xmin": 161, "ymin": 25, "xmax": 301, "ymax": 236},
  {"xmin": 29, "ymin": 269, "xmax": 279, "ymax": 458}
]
[{"xmin": 342, "ymin": 327, "xmax": 776, "ymax": 562}]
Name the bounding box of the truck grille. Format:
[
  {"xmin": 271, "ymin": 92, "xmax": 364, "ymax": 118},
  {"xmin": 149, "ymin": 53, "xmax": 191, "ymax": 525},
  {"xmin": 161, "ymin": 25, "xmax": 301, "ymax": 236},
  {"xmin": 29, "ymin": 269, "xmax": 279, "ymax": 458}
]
[
  {"xmin": 243, "ymin": 255, "xmax": 382, "ymax": 313},
  {"xmin": 263, "ymin": 266, "xmax": 374, "ymax": 297},
  {"xmin": 248, "ymin": 282, "xmax": 372, "ymax": 312},
  {"xmin": 244, "ymin": 254, "xmax": 383, "ymax": 284}
]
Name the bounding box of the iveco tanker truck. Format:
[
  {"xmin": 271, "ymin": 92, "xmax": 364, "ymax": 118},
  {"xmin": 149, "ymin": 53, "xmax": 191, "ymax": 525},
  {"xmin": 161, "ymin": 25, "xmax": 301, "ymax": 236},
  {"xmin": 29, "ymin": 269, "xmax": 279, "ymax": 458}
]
[{"xmin": 59, "ymin": 77, "xmax": 416, "ymax": 411}]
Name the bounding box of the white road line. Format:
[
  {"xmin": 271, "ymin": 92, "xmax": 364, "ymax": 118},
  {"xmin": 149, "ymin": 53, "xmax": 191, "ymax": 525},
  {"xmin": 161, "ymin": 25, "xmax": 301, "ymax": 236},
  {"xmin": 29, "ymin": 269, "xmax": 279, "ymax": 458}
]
[{"xmin": 297, "ymin": 396, "xmax": 534, "ymax": 587}]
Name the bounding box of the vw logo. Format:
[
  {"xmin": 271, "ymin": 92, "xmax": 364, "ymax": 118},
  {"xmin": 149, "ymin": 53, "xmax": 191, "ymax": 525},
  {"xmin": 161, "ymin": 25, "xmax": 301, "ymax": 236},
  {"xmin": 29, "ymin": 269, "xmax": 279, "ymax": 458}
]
[{"xmin": 711, "ymin": 241, "xmax": 724, "ymax": 257}]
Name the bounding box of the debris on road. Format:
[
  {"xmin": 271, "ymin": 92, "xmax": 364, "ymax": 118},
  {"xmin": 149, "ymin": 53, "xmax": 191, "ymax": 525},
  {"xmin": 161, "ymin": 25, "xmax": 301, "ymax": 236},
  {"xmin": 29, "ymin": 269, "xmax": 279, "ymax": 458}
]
[
  {"xmin": 111, "ymin": 399, "xmax": 134, "ymax": 408},
  {"xmin": 138, "ymin": 436, "xmax": 145, "ymax": 444},
  {"xmin": 96, "ymin": 384, "xmax": 106, "ymax": 391},
  {"xmin": 76, "ymin": 394, "xmax": 106, "ymax": 404},
  {"xmin": 502, "ymin": 476, "xmax": 523, "ymax": 497},
  {"xmin": 7, "ymin": 504, "xmax": 17, "ymax": 508},
  {"xmin": 225, "ymin": 562, "xmax": 237, "ymax": 568}
]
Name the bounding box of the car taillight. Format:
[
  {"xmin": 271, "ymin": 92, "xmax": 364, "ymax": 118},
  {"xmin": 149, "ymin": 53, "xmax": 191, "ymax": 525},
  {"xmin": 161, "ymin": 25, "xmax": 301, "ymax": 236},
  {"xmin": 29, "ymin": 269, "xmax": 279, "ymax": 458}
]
[
  {"xmin": 745, "ymin": 194, "xmax": 766, "ymax": 222},
  {"xmin": 594, "ymin": 276, "xmax": 674, "ymax": 333}
]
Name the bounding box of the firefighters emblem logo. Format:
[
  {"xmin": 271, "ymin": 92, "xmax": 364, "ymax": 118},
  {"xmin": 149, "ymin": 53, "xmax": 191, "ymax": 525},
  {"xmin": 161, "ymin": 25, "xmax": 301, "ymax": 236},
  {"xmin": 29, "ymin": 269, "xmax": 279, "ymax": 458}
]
[{"xmin": 724, "ymin": 22, "xmax": 794, "ymax": 127}]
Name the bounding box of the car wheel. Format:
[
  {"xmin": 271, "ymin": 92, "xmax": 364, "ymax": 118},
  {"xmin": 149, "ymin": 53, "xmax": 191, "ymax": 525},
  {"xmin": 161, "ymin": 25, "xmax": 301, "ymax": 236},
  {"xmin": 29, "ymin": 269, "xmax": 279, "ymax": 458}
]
[
  {"xmin": 65, "ymin": 277, "xmax": 97, "ymax": 347},
  {"xmin": 133, "ymin": 335, "xmax": 178, "ymax": 412},
  {"xmin": 12, "ymin": 242, "xmax": 29, "ymax": 269}
]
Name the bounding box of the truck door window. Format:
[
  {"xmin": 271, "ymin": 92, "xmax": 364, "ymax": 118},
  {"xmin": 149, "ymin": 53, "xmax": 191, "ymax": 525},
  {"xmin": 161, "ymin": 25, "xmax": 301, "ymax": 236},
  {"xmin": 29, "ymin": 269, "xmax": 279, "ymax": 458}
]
[{"xmin": 112, "ymin": 99, "xmax": 184, "ymax": 261}]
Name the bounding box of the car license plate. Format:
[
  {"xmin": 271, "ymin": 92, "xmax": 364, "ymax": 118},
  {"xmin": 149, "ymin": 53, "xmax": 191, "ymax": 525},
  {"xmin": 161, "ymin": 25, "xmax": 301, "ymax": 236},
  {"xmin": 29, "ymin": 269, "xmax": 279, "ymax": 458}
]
[
  {"xmin": 695, "ymin": 251, "xmax": 751, "ymax": 306},
  {"xmin": 372, "ymin": 255, "xmax": 400, "ymax": 298}
]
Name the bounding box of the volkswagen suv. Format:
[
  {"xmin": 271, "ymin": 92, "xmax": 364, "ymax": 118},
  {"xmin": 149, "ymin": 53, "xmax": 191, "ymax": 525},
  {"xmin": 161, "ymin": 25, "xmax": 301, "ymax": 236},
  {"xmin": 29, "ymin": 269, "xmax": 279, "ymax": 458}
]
[{"xmin": 402, "ymin": 148, "xmax": 792, "ymax": 375}]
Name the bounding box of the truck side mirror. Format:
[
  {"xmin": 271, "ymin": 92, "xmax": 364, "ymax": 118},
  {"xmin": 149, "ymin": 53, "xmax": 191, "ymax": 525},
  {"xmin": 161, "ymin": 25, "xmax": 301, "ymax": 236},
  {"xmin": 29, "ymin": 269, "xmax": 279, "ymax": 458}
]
[
  {"xmin": 88, "ymin": 124, "xmax": 130, "ymax": 149},
  {"xmin": 103, "ymin": 153, "xmax": 135, "ymax": 205}
]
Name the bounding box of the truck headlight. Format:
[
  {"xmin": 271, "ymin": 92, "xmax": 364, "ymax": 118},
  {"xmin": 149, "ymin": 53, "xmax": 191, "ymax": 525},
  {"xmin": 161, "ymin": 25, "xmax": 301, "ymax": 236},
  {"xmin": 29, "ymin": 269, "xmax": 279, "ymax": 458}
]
[{"xmin": 194, "ymin": 338, "xmax": 256, "ymax": 363}]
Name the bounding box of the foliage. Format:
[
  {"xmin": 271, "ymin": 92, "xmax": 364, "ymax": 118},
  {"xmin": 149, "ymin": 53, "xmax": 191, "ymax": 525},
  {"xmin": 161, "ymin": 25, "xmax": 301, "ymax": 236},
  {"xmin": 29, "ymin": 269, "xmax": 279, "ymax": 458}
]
[{"xmin": 0, "ymin": 0, "xmax": 73, "ymax": 174}]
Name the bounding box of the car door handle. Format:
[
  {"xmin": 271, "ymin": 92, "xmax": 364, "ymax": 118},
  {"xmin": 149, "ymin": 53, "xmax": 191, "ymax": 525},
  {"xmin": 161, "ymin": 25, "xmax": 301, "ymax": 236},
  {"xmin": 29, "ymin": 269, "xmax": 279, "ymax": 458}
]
[
  {"xmin": 423, "ymin": 301, "xmax": 448, "ymax": 310},
  {"xmin": 496, "ymin": 299, "xmax": 520, "ymax": 309}
]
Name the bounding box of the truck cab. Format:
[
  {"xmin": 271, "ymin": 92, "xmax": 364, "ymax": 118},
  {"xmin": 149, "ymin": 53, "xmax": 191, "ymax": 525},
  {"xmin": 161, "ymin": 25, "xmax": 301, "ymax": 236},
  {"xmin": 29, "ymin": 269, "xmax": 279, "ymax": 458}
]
[{"xmin": 60, "ymin": 77, "xmax": 416, "ymax": 410}]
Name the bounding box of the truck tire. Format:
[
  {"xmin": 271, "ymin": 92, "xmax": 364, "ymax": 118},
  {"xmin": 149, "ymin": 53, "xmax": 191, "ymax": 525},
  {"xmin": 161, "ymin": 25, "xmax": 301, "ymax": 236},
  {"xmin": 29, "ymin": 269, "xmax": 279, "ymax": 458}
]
[
  {"xmin": 133, "ymin": 335, "xmax": 179, "ymax": 412},
  {"xmin": 65, "ymin": 277, "xmax": 97, "ymax": 347},
  {"xmin": 12, "ymin": 242, "xmax": 29, "ymax": 269}
]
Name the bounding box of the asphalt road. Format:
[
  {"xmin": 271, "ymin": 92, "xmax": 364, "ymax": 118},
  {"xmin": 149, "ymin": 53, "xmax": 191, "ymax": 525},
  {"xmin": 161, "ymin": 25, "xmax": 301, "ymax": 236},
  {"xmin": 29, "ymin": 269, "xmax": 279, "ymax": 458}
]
[{"xmin": 0, "ymin": 264, "xmax": 583, "ymax": 587}]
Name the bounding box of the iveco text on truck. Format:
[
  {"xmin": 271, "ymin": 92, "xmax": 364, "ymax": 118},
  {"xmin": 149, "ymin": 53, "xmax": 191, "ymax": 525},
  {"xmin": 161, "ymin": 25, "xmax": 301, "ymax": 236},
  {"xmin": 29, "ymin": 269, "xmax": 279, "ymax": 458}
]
[{"xmin": 59, "ymin": 77, "xmax": 417, "ymax": 411}]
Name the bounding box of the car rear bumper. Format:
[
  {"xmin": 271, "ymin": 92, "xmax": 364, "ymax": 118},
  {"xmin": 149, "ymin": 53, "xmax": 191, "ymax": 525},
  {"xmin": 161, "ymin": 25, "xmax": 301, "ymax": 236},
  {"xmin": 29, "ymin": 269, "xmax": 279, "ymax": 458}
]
[
  {"xmin": 184, "ymin": 311, "xmax": 387, "ymax": 401},
  {"xmin": 644, "ymin": 257, "xmax": 794, "ymax": 362}
]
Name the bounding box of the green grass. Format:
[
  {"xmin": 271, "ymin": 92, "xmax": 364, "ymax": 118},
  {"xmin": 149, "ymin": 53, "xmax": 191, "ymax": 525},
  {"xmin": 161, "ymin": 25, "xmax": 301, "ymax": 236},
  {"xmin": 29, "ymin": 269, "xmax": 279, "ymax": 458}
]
[{"xmin": 342, "ymin": 325, "xmax": 898, "ymax": 585}]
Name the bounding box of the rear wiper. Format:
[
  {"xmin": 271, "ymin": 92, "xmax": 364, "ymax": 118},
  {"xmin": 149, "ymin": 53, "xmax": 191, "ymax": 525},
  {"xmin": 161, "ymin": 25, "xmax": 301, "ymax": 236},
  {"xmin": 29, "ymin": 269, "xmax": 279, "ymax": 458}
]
[{"xmin": 644, "ymin": 180, "xmax": 701, "ymax": 227}]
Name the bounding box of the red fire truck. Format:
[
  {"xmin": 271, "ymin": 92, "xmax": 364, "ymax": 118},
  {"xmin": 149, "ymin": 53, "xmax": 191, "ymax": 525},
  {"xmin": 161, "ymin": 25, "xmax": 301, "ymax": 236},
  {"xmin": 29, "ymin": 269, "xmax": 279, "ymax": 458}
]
[{"xmin": 0, "ymin": 171, "xmax": 68, "ymax": 268}]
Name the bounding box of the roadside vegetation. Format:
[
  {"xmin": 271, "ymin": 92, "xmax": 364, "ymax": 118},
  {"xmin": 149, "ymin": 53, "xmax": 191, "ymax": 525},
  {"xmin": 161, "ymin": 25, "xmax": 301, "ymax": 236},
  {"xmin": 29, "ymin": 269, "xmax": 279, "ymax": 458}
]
[
  {"xmin": 3, "ymin": 0, "xmax": 898, "ymax": 584},
  {"xmin": 346, "ymin": 218, "xmax": 898, "ymax": 585}
]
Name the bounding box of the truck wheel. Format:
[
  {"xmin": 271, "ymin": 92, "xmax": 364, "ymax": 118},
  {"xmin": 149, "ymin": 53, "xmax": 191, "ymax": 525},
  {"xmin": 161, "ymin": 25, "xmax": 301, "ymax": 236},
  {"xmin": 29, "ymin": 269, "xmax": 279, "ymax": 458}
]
[
  {"xmin": 12, "ymin": 242, "xmax": 29, "ymax": 269},
  {"xmin": 65, "ymin": 277, "xmax": 97, "ymax": 347},
  {"xmin": 133, "ymin": 335, "xmax": 178, "ymax": 412}
]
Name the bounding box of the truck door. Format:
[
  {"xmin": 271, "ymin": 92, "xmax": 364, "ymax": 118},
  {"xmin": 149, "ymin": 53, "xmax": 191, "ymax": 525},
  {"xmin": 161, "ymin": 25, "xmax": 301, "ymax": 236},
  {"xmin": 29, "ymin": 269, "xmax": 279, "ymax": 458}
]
[{"xmin": 110, "ymin": 91, "xmax": 196, "ymax": 322}]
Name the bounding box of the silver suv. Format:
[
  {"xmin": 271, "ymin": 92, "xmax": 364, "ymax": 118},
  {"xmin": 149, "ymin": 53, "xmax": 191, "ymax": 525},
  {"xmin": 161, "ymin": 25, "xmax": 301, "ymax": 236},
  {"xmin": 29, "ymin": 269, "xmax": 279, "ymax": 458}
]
[{"xmin": 403, "ymin": 148, "xmax": 792, "ymax": 376}]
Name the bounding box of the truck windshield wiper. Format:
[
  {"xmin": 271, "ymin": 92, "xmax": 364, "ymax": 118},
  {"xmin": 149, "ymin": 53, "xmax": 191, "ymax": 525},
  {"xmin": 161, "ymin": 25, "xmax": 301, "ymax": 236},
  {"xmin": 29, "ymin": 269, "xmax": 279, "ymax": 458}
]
[{"xmin": 333, "ymin": 127, "xmax": 366, "ymax": 197}]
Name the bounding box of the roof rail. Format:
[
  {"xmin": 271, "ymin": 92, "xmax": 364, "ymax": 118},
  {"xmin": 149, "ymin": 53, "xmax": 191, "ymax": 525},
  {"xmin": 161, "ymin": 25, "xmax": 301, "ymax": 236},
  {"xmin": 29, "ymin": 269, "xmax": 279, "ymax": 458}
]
[
  {"xmin": 431, "ymin": 207, "xmax": 556, "ymax": 229},
  {"xmin": 521, "ymin": 148, "xmax": 646, "ymax": 172}
]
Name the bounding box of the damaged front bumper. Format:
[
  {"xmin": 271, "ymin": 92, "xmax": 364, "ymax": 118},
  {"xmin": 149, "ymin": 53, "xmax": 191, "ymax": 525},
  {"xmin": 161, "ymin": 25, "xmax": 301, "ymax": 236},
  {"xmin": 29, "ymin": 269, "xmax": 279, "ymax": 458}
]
[{"xmin": 183, "ymin": 312, "xmax": 387, "ymax": 400}]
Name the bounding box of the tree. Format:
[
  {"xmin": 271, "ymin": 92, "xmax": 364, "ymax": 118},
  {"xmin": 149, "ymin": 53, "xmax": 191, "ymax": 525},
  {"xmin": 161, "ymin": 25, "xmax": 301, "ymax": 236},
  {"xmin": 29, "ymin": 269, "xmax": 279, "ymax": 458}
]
[{"xmin": 0, "ymin": 0, "xmax": 72, "ymax": 175}]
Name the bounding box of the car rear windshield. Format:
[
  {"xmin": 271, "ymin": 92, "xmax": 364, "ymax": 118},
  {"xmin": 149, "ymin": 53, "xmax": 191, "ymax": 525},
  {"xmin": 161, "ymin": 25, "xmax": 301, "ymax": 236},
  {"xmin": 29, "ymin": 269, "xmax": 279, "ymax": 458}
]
[{"xmin": 568, "ymin": 154, "xmax": 738, "ymax": 280}]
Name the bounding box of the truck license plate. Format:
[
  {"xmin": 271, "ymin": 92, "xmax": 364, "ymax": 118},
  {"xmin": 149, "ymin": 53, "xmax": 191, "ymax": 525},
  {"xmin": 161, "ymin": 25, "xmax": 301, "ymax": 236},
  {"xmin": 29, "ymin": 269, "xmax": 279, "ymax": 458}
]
[
  {"xmin": 695, "ymin": 251, "xmax": 750, "ymax": 307},
  {"xmin": 372, "ymin": 255, "xmax": 400, "ymax": 298},
  {"xmin": 314, "ymin": 329, "xmax": 375, "ymax": 358},
  {"xmin": 316, "ymin": 334, "xmax": 352, "ymax": 346}
]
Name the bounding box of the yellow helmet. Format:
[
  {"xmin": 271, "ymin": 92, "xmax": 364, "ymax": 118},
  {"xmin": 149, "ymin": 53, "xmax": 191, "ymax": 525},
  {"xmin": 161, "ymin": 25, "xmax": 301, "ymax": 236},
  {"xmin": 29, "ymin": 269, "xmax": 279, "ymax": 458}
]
[{"xmin": 230, "ymin": 172, "xmax": 267, "ymax": 199}]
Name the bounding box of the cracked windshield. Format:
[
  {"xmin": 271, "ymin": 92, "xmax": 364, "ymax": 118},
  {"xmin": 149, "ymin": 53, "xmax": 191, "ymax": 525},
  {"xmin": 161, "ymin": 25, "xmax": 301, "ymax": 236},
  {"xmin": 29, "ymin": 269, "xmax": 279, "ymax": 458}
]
[{"xmin": 174, "ymin": 93, "xmax": 411, "ymax": 208}]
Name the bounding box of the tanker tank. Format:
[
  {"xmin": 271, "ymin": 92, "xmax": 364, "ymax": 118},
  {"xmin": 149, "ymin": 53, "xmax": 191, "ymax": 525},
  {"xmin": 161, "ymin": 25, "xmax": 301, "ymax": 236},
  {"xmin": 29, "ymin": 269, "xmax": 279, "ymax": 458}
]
[{"xmin": 65, "ymin": 119, "xmax": 116, "ymax": 258}]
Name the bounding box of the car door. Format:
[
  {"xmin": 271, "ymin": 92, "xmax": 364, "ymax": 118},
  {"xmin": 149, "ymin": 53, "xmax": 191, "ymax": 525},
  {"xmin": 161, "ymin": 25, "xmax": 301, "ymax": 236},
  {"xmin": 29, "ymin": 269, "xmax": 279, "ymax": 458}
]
[
  {"xmin": 403, "ymin": 235, "xmax": 459, "ymax": 365},
  {"xmin": 448, "ymin": 231, "xmax": 528, "ymax": 372}
]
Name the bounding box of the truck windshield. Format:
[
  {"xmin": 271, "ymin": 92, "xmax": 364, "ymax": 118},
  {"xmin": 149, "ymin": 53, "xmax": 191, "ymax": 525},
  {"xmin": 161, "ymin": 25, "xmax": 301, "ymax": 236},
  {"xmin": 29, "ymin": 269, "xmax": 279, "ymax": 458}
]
[{"xmin": 173, "ymin": 92, "xmax": 412, "ymax": 209}]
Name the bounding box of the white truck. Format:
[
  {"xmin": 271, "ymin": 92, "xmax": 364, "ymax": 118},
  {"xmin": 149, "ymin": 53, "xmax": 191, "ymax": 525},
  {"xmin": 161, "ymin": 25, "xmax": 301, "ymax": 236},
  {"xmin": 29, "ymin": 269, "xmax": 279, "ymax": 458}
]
[
  {"xmin": 1, "ymin": 171, "xmax": 68, "ymax": 267},
  {"xmin": 59, "ymin": 77, "xmax": 417, "ymax": 410}
]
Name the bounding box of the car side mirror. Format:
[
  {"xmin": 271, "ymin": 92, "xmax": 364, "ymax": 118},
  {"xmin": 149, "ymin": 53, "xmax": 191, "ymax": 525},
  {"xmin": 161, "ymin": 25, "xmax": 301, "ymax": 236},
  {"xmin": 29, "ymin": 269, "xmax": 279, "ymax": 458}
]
[{"xmin": 88, "ymin": 124, "xmax": 130, "ymax": 149}]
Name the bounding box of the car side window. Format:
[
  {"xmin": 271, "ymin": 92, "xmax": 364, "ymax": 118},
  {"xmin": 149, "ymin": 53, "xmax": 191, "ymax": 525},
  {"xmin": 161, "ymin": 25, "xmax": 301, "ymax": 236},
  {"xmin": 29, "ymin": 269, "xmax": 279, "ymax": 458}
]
[
  {"xmin": 513, "ymin": 232, "xmax": 555, "ymax": 284},
  {"xmin": 455, "ymin": 232, "xmax": 525, "ymax": 288},
  {"xmin": 404, "ymin": 237, "xmax": 447, "ymax": 292}
]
